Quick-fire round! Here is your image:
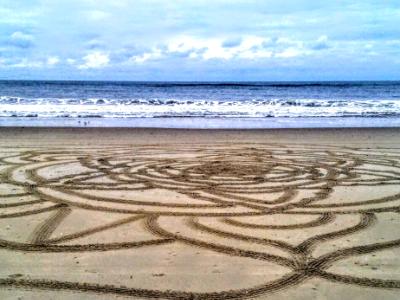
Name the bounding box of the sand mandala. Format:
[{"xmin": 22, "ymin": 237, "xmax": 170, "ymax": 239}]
[{"xmin": 1, "ymin": 143, "xmax": 400, "ymax": 299}]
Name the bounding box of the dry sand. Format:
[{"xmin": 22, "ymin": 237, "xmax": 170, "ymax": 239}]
[{"xmin": 0, "ymin": 127, "xmax": 400, "ymax": 299}]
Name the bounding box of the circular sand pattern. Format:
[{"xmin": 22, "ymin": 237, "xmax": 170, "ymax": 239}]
[
  {"xmin": 1, "ymin": 143, "xmax": 400, "ymax": 299},
  {"xmin": 20, "ymin": 144, "xmax": 400, "ymax": 215}
]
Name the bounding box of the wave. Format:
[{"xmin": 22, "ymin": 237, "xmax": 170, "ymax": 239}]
[{"xmin": 1, "ymin": 96, "xmax": 400, "ymax": 118}]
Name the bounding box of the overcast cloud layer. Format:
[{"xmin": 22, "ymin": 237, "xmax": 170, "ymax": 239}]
[{"xmin": 0, "ymin": 0, "xmax": 399, "ymax": 80}]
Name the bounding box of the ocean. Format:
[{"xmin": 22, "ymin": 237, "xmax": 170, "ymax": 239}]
[{"xmin": 0, "ymin": 80, "xmax": 400, "ymax": 128}]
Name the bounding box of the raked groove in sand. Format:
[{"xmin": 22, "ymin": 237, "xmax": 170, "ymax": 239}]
[{"xmin": 1, "ymin": 141, "xmax": 400, "ymax": 299}]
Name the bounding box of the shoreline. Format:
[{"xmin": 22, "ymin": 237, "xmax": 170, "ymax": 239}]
[
  {"xmin": 1, "ymin": 116, "xmax": 400, "ymax": 129},
  {"xmin": 1, "ymin": 127, "xmax": 399, "ymax": 147}
]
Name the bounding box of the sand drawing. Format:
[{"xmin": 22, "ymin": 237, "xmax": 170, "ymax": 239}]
[{"xmin": 0, "ymin": 143, "xmax": 400, "ymax": 298}]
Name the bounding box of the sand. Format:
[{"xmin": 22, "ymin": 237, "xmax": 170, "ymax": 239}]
[{"xmin": 0, "ymin": 127, "xmax": 400, "ymax": 299}]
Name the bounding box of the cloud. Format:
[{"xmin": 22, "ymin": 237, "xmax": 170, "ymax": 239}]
[
  {"xmin": 238, "ymin": 49, "xmax": 272, "ymax": 59},
  {"xmin": 85, "ymin": 10, "xmax": 110, "ymax": 21},
  {"xmin": 275, "ymin": 48, "xmax": 304, "ymax": 58},
  {"xmin": 46, "ymin": 56, "xmax": 60, "ymax": 66},
  {"xmin": 1, "ymin": 1, "xmax": 400, "ymax": 79},
  {"xmin": 222, "ymin": 37, "xmax": 242, "ymax": 48},
  {"xmin": 9, "ymin": 58, "xmax": 43, "ymax": 68},
  {"xmin": 78, "ymin": 52, "xmax": 110, "ymax": 69},
  {"xmin": 0, "ymin": 6, "xmax": 39, "ymax": 26},
  {"xmin": 128, "ymin": 36, "xmax": 305, "ymax": 61},
  {"xmin": 164, "ymin": 36, "xmax": 271, "ymax": 60},
  {"xmin": 312, "ymin": 35, "xmax": 330, "ymax": 50},
  {"xmin": 0, "ymin": 57, "xmax": 7, "ymax": 67},
  {"xmin": 85, "ymin": 38, "xmax": 106, "ymax": 50},
  {"xmin": 9, "ymin": 31, "xmax": 34, "ymax": 48},
  {"xmin": 130, "ymin": 49, "xmax": 163, "ymax": 63},
  {"xmin": 117, "ymin": 35, "xmax": 322, "ymax": 63}
]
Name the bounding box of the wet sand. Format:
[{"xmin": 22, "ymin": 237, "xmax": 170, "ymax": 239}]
[{"xmin": 0, "ymin": 127, "xmax": 400, "ymax": 299}]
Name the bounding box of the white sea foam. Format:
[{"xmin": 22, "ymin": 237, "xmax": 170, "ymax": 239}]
[{"xmin": 1, "ymin": 96, "xmax": 400, "ymax": 118}]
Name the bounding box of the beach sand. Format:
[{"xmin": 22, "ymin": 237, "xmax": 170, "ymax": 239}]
[{"xmin": 0, "ymin": 127, "xmax": 400, "ymax": 299}]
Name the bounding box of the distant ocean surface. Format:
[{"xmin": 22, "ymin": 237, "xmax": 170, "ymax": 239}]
[{"xmin": 0, "ymin": 80, "xmax": 400, "ymax": 128}]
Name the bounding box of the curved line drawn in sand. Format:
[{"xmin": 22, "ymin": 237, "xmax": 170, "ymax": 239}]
[{"xmin": 1, "ymin": 143, "xmax": 400, "ymax": 299}]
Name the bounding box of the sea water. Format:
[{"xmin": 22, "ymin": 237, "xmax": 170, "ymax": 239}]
[{"xmin": 0, "ymin": 80, "xmax": 399, "ymax": 128}]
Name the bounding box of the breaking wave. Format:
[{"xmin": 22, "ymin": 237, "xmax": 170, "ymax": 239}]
[{"xmin": 1, "ymin": 96, "xmax": 400, "ymax": 118}]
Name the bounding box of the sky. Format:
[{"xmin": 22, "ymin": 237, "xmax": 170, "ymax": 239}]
[{"xmin": 0, "ymin": 0, "xmax": 400, "ymax": 81}]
